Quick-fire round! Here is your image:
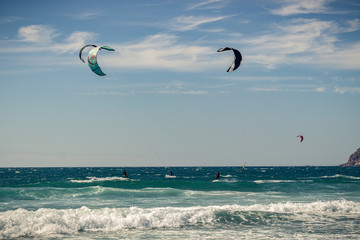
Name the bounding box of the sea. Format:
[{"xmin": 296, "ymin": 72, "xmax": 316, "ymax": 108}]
[{"xmin": 0, "ymin": 166, "xmax": 359, "ymax": 239}]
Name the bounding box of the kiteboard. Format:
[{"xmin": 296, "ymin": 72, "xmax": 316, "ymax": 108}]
[{"xmin": 210, "ymin": 179, "xmax": 220, "ymax": 182}]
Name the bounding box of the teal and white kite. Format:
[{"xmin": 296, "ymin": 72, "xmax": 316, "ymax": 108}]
[{"xmin": 79, "ymin": 45, "xmax": 115, "ymax": 76}]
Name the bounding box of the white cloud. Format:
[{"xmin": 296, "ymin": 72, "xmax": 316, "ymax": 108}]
[
  {"xmin": 343, "ymin": 18, "xmax": 360, "ymax": 32},
  {"xmin": 334, "ymin": 86, "xmax": 360, "ymax": 94},
  {"xmin": 241, "ymin": 18, "xmax": 360, "ymax": 70},
  {"xmin": 271, "ymin": 0, "xmax": 330, "ymax": 16},
  {"xmin": 316, "ymin": 87, "xmax": 326, "ymax": 92},
  {"xmin": 218, "ymin": 76, "xmax": 312, "ymax": 82},
  {"xmin": 314, "ymin": 42, "xmax": 360, "ymax": 69},
  {"xmin": 0, "ymin": 16, "xmax": 23, "ymax": 24},
  {"xmin": 250, "ymin": 85, "xmax": 327, "ymax": 93},
  {"xmin": 54, "ymin": 31, "xmax": 97, "ymax": 53},
  {"xmin": 167, "ymin": 15, "xmax": 231, "ymax": 31},
  {"xmin": 1, "ymin": 26, "xmax": 96, "ymax": 55},
  {"xmin": 105, "ymin": 33, "xmax": 222, "ymax": 71},
  {"xmin": 17, "ymin": 25, "xmax": 59, "ymax": 44},
  {"xmin": 250, "ymin": 87, "xmax": 281, "ymax": 92},
  {"xmin": 71, "ymin": 12, "xmax": 101, "ymax": 20},
  {"xmin": 157, "ymin": 90, "xmax": 208, "ymax": 95},
  {"xmin": 334, "ymin": 87, "xmax": 345, "ymax": 94},
  {"xmin": 246, "ymin": 19, "xmax": 337, "ymax": 55}
]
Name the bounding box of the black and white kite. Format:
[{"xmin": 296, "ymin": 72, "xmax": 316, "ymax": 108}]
[{"xmin": 217, "ymin": 47, "xmax": 242, "ymax": 72}]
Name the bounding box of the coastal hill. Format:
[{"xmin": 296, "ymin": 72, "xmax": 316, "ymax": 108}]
[{"xmin": 341, "ymin": 147, "xmax": 360, "ymax": 166}]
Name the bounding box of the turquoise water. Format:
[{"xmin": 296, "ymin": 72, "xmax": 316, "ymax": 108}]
[{"xmin": 1, "ymin": 166, "xmax": 359, "ymax": 239}]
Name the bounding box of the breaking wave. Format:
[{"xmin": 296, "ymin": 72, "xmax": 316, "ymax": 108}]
[
  {"xmin": 1, "ymin": 200, "xmax": 359, "ymax": 239},
  {"xmin": 69, "ymin": 176, "xmax": 133, "ymax": 183},
  {"xmin": 320, "ymin": 174, "xmax": 360, "ymax": 180},
  {"xmin": 254, "ymin": 180, "xmax": 313, "ymax": 184}
]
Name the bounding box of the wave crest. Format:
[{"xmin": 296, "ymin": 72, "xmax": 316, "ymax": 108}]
[
  {"xmin": 70, "ymin": 176, "xmax": 133, "ymax": 183},
  {"xmin": 1, "ymin": 200, "xmax": 359, "ymax": 238}
]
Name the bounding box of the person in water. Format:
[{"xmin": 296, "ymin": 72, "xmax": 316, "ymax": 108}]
[
  {"xmin": 215, "ymin": 171, "xmax": 220, "ymax": 180},
  {"xmin": 123, "ymin": 170, "xmax": 129, "ymax": 178},
  {"xmin": 170, "ymin": 171, "xmax": 173, "ymax": 176}
]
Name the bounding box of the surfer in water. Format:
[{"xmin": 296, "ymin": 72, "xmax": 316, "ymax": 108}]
[
  {"xmin": 123, "ymin": 170, "xmax": 129, "ymax": 178},
  {"xmin": 215, "ymin": 171, "xmax": 220, "ymax": 180},
  {"xmin": 170, "ymin": 171, "xmax": 173, "ymax": 176}
]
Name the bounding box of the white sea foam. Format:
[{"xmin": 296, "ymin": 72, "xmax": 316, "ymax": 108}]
[
  {"xmin": 254, "ymin": 180, "xmax": 313, "ymax": 184},
  {"xmin": 223, "ymin": 175, "xmax": 233, "ymax": 178},
  {"xmin": 320, "ymin": 174, "xmax": 360, "ymax": 180},
  {"xmin": 1, "ymin": 200, "xmax": 359, "ymax": 238},
  {"xmin": 165, "ymin": 174, "xmax": 176, "ymax": 178},
  {"xmin": 70, "ymin": 176, "xmax": 133, "ymax": 183}
]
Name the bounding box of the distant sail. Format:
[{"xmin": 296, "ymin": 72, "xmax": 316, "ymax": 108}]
[{"xmin": 241, "ymin": 162, "xmax": 246, "ymax": 173}]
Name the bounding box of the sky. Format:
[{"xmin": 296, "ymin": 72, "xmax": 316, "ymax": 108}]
[{"xmin": 0, "ymin": 0, "xmax": 359, "ymax": 167}]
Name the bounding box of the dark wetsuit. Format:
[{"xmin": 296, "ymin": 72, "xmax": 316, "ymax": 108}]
[
  {"xmin": 123, "ymin": 170, "xmax": 129, "ymax": 178},
  {"xmin": 215, "ymin": 171, "xmax": 220, "ymax": 180}
]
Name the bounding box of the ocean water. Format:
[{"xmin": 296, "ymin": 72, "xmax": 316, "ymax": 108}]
[{"xmin": 0, "ymin": 166, "xmax": 359, "ymax": 239}]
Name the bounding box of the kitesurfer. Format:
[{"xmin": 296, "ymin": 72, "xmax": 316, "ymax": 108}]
[
  {"xmin": 215, "ymin": 171, "xmax": 220, "ymax": 180},
  {"xmin": 123, "ymin": 170, "xmax": 129, "ymax": 178}
]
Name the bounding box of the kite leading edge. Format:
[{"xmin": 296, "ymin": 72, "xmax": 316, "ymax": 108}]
[{"xmin": 79, "ymin": 45, "xmax": 115, "ymax": 76}]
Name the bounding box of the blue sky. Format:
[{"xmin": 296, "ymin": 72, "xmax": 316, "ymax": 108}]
[{"xmin": 0, "ymin": 0, "xmax": 359, "ymax": 167}]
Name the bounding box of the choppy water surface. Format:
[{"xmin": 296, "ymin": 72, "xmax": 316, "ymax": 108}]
[{"xmin": 1, "ymin": 166, "xmax": 359, "ymax": 239}]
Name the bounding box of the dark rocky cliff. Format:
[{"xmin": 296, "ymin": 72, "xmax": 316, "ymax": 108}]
[{"xmin": 341, "ymin": 147, "xmax": 360, "ymax": 166}]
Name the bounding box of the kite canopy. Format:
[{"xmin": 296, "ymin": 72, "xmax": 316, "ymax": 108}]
[
  {"xmin": 79, "ymin": 44, "xmax": 97, "ymax": 63},
  {"xmin": 217, "ymin": 47, "xmax": 242, "ymax": 72},
  {"xmin": 297, "ymin": 135, "xmax": 304, "ymax": 142},
  {"xmin": 79, "ymin": 45, "xmax": 115, "ymax": 76},
  {"xmin": 87, "ymin": 46, "xmax": 115, "ymax": 76}
]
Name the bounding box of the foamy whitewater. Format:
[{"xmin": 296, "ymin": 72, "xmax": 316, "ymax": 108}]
[{"xmin": 1, "ymin": 167, "xmax": 359, "ymax": 239}]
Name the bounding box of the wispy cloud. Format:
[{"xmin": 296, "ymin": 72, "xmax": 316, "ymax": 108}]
[
  {"xmin": 216, "ymin": 76, "xmax": 312, "ymax": 82},
  {"xmin": 187, "ymin": 0, "xmax": 227, "ymax": 10},
  {"xmin": 334, "ymin": 86, "xmax": 360, "ymax": 94},
  {"xmin": 250, "ymin": 87, "xmax": 281, "ymax": 92},
  {"xmin": 68, "ymin": 11, "xmax": 101, "ymax": 20},
  {"xmin": 314, "ymin": 42, "xmax": 360, "ymax": 70},
  {"xmin": 77, "ymin": 81, "xmax": 211, "ymax": 96},
  {"xmin": 271, "ymin": 0, "xmax": 331, "ymax": 16},
  {"xmin": 245, "ymin": 19, "xmax": 337, "ymax": 54},
  {"xmin": 241, "ymin": 18, "xmax": 360, "ymax": 70},
  {"xmin": 1, "ymin": 25, "xmax": 96, "ymax": 54},
  {"xmin": 343, "ymin": 18, "xmax": 360, "ymax": 32},
  {"xmin": 105, "ymin": 33, "xmax": 222, "ymax": 71},
  {"xmin": 167, "ymin": 15, "xmax": 232, "ymax": 31},
  {"xmin": 156, "ymin": 90, "xmax": 208, "ymax": 95},
  {"xmin": 0, "ymin": 16, "xmax": 23, "ymax": 24},
  {"xmin": 154, "ymin": 80, "xmax": 209, "ymax": 95},
  {"xmin": 1, "ymin": 26, "xmax": 227, "ymax": 72},
  {"xmin": 56, "ymin": 31, "xmax": 97, "ymax": 53},
  {"xmin": 249, "ymin": 85, "xmax": 328, "ymax": 93}
]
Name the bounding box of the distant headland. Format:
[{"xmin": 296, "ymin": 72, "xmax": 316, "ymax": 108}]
[{"xmin": 341, "ymin": 147, "xmax": 360, "ymax": 166}]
